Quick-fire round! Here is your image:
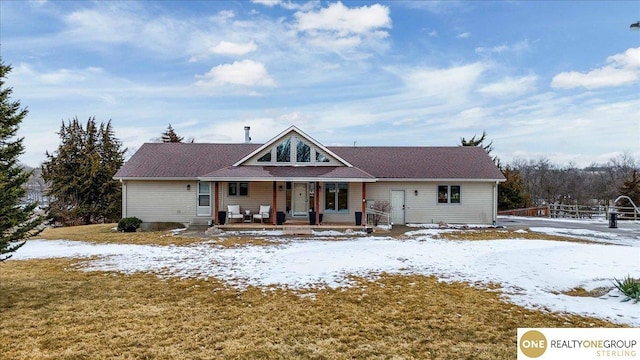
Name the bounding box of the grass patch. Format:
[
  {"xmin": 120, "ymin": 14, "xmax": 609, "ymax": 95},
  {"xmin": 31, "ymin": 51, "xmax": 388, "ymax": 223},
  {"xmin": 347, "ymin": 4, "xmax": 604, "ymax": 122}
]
[
  {"xmin": 432, "ymin": 228, "xmax": 597, "ymax": 244},
  {"xmin": 34, "ymin": 224, "xmax": 200, "ymax": 246},
  {"xmin": 1, "ymin": 259, "xmax": 619, "ymax": 359},
  {"xmin": 560, "ymin": 287, "xmax": 612, "ymax": 298}
]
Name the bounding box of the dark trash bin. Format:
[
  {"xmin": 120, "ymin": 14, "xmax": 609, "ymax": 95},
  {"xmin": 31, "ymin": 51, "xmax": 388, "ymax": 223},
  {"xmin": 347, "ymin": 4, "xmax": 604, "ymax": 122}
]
[
  {"xmin": 309, "ymin": 211, "xmax": 316, "ymax": 225},
  {"xmin": 355, "ymin": 211, "xmax": 363, "ymax": 226},
  {"xmin": 609, "ymin": 212, "xmax": 618, "ymax": 228},
  {"xmin": 277, "ymin": 211, "xmax": 286, "ymax": 225},
  {"xmin": 319, "ymin": 213, "xmax": 323, "ymax": 224},
  {"xmin": 218, "ymin": 211, "xmax": 227, "ymax": 225}
]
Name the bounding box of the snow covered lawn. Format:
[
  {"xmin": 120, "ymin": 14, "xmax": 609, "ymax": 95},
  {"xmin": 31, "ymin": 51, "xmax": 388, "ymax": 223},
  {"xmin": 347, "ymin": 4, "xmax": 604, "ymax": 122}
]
[{"xmin": 12, "ymin": 224, "xmax": 640, "ymax": 327}]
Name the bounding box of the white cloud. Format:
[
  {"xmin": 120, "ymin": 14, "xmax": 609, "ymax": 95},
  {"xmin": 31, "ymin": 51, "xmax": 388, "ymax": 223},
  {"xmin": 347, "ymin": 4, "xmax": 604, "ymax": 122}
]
[
  {"xmin": 252, "ymin": 0, "xmax": 317, "ymax": 11},
  {"xmin": 456, "ymin": 32, "xmax": 470, "ymax": 39},
  {"xmin": 291, "ymin": 2, "xmax": 391, "ymax": 56},
  {"xmin": 478, "ymin": 75, "xmax": 538, "ymax": 97},
  {"xmin": 13, "ymin": 63, "xmax": 106, "ymax": 87},
  {"xmin": 475, "ymin": 40, "xmax": 531, "ymax": 55},
  {"xmin": 294, "ymin": 2, "xmax": 390, "ymax": 35},
  {"xmin": 195, "ymin": 60, "xmax": 276, "ymax": 90},
  {"xmin": 251, "ymin": 0, "xmax": 280, "ymax": 7},
  {"xmin": 211, "ymin": 40, "xmax": 258, "ymax": 55},
  {"xmin": 551, "ymin": 47, "xmax": 640, "ymax": 89},
  {"xmin": 399, "ymin": 62, "xmax": 487, "ymax": 103}
]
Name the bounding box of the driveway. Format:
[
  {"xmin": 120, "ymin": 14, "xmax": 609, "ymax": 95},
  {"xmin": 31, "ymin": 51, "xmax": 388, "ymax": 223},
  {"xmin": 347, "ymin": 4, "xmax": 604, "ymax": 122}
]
[{"xmin": 497, "ymin": 215, "xmax": 640, "ymax": 241}]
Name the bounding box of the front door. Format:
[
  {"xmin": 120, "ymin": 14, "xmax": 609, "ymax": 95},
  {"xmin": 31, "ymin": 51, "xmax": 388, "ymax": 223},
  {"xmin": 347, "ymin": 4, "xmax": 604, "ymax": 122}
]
[
  {"xmin": 197, "ymin": 182, "xmax": 211, "ymax": 216},
  {"xmin": 292, "ymin": 182, "xmax": 308, "ymax": 216},
  {"xmin": 391, "ymin": 190, "xmax": 405, "ymax": 225}
]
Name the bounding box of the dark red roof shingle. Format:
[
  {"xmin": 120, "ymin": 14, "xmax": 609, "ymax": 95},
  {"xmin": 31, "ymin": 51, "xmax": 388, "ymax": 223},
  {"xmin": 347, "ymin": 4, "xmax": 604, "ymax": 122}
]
[{"xmin": 114, "ymin": 143, "xmax": 504, "ymax": 181}]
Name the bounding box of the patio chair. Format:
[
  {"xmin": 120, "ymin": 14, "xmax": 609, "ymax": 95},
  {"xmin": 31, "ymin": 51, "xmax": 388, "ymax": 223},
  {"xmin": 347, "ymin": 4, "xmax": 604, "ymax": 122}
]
[
  {"xmin": 253, "ymin": 205, "xmax": 271, "ymax": 223},
  {"xmin": 227, "ymin": 205, "xmax": 243, "ymax": 224}
]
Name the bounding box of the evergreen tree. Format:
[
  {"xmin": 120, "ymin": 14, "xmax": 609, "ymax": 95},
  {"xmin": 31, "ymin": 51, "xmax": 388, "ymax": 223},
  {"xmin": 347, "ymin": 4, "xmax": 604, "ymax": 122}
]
[
  {"xmin": 161, "ymin": 124, "xmax": 184, "ymax": 143},
  {"xmin": 498, "ymin": 166, "xmax": 531, "ymax": 210},
  {"xmin": 460, "ymin": 131, "xmax": 499, "ymax": 167},
  {"xmin": 0, "ymin": 60, "xmax": 44, "ymax": 261},
  {"xmin": 98, "ymin": 121, "xmax": 126, "ymax": 221},
  {"xmin": 42, "ymin": 117, "xmax": 125, "ymax": 225}
]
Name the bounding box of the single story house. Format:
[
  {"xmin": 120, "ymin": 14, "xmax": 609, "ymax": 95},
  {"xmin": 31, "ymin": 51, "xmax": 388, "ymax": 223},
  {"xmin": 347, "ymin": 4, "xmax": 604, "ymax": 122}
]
[{"xmin": 114, "ymin": 125, "xmax": 505, "ymax": 227}]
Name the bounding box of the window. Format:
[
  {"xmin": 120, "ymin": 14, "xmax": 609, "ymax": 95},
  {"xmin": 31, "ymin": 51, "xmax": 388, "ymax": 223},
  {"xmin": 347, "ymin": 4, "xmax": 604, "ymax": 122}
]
[
  {"xmin": 258, "ymin": 152, "xmax": 271, "ymax": 162},
  {"xmin": 228, "ymin": 182, "xmax": 249, "ymax": 196},
  {"xmin": 276, "ymin": 138, "xmax": 291, "ymax": 162},
  {"xmin": 297, "ymin": 140, "xmax": 311, "ymax": 162},
  {"xmin": 438, "ymin": 185, "xmax": 461, "ymax": 204},
  {"xmin": 316, "ymin": 152, "xmax": 330, "ymax": 163},
  {"xmin": 325, "ymin": 182, "xmax": 348, "ymax": 212}
]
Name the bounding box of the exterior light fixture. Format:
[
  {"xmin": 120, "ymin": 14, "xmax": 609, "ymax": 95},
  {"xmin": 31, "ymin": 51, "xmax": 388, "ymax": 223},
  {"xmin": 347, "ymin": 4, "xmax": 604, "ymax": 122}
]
[
  {"xmin": 414, "ymin": 190, "xmax": 418, "ymax": 196},
  {"xmin": 279, "ymin": 185, "xmax": 284, "ymax": 191},
  {"xmin": 187, "ymin": 184, "xmax": 191, "ymax": 191}
]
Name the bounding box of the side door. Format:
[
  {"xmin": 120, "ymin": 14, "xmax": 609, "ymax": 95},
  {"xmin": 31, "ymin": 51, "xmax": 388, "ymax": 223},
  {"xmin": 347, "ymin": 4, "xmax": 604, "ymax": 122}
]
[{"xmin": 391, "ymin": 190, "xmax": 405, "ymax": 225}]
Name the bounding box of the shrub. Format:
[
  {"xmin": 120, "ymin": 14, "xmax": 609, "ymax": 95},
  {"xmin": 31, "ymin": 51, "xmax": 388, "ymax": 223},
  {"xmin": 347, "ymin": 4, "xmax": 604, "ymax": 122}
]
[
  {"xmin": 612, "ymin": 275, "xmax": 640, "ymax": 303},
  {"xmin": 117, "ymin": 217, "xmax": 142, "ymax": 232},
  {"xmin": 371, "ymin": 201, "xmax": 391, "ymax": 226}
]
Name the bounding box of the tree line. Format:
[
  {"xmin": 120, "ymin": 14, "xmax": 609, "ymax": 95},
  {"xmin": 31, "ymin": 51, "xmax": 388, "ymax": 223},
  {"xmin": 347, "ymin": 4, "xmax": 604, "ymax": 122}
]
[
  {"xmin": 2, "ymin": 55, "xmax": 638, "ymax": 260},
  {"xmin": 461, "ymin": 132, "xmax": 640, "ymax": 211}
]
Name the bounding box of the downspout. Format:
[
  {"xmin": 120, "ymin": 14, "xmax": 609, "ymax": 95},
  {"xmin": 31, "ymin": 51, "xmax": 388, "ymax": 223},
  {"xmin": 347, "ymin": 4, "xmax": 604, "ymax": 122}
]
[{"xmin": 493, "ymin": 181, "xmax": 498, "ymax": 226}]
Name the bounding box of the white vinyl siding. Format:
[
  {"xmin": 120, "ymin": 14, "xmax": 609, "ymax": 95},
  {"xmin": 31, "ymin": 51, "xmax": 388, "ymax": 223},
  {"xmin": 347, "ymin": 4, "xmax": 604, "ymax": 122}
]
[
  {"xmin": 124, "ymin": 180, "xmax": 196, "ymax": 224},
  {"xmin": 366, "ymin": 181, "xmax": 496, "ymax": 225},
  {"xmin": 220, "ymin": 182, "xmax": 274, "ymax": 213}
]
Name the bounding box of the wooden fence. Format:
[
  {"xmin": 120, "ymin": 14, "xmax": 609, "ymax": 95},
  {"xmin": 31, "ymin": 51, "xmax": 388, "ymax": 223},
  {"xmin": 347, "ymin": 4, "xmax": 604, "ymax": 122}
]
[{"xmin": 499, "ymin": 204, "xmax": 639, "ymax": 220}]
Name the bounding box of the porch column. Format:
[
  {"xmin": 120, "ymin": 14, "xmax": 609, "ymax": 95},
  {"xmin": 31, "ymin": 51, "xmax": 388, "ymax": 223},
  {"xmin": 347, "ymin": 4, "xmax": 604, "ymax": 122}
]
[
  {"xmin": 272, "ymin": 181, "xmax": 277, "ymax": 225},
  {"xmin": 214, "ymin": 182, "xmax": 219, "ymax": 224},
  {"xmin": 315, "ymin": 182, "xmax": 320, "ymax": 225},
  {"xmin": 361, "ymin": 182, "xmax": 367, "ymax": 215}
]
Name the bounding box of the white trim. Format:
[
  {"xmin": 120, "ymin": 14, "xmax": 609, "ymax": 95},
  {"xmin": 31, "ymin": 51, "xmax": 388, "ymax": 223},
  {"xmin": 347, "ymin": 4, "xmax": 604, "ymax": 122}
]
[
  {"xmin": 377, "ymin": 178, "xmax": 505, "ymax": 182},
  {"xmin": 196, "ymin": 181, "xmax": 212, "ymax": 216},
  {"xmin": 198, "ymin": 176, "xmax": 376, "ymax": 183},
  {"xmin": 114, "ymin": 177, "xmax": 199, "ymax": 181},
  {"xmin": 232, "ymin": 126, "xmax": 354, "ymax": 167}
]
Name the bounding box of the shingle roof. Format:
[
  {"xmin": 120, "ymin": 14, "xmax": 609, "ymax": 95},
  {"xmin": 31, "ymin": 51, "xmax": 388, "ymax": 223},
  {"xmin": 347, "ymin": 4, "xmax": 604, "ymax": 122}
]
[
  {"xmin": 330, "ymin": 146, "xmax": 505, "ymax": 180},
  {"xmin": 114, "ymin": 143, "xmax": 259, "ymax": 178},
  {"xmin": 114, "ymin": 142, "xmax": 504, "ymax": 181}
]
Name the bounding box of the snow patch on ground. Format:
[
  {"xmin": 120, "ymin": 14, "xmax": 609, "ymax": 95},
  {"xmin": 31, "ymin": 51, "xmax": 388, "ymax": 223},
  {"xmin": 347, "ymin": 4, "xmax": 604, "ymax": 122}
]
[{"xmin": 12, "ymin": 226, "xmax": 640, "ymax": 327}]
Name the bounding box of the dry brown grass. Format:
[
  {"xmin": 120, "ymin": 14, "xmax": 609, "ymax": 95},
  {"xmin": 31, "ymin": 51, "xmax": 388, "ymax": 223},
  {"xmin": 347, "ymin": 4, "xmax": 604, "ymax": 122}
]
[
  {"xmin": 560, "ymin": 287, "xmax": 612, "ymax": 298},
  {"xmin": 431, "ymin": 228, "xmax": 596, "ymax": 244},
  {"xmin": 1, "ymin": 258, "xmax": 619, "ymax": 360},
  {"xmin": 34, "ymin": 224, "xmax": 200, "ymax": 246}
]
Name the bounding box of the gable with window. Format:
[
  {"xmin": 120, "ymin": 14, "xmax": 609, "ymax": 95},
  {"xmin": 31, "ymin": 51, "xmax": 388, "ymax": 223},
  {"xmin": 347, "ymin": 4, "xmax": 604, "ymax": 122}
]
[{"xmin": 253, "ymin": 135, "xmax": 337, "ymax": 165}]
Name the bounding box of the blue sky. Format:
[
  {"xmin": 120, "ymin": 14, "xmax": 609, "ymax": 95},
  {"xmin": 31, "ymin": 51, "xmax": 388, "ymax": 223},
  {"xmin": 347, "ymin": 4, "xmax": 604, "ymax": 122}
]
[{"xmin": 2, "ymin": 0, "xmax": 639, "ymax": 168}]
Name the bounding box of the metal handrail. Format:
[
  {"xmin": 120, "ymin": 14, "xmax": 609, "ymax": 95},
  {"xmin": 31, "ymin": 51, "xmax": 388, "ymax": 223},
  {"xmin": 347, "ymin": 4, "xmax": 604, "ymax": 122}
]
[
  {"xmin": 365, "ymin": 208, "xmax": 392, "ymax": 229},
  {"xmin": 613, "ymin": 195, "xmax": 640, "ymax": 220}
]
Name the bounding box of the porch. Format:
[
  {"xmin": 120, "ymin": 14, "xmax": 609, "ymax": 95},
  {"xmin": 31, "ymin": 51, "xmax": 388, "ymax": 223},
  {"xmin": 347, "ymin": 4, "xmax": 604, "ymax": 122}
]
[{"xmin": 215, "ymin": 220, "xmax": 368, "ymax": 234}]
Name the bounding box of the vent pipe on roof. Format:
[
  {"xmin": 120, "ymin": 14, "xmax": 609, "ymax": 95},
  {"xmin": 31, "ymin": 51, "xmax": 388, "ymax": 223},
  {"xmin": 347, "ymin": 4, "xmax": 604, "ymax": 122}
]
[{"xmin": 244, "ymin": 126, "xmax": 251, "ymax": 143}]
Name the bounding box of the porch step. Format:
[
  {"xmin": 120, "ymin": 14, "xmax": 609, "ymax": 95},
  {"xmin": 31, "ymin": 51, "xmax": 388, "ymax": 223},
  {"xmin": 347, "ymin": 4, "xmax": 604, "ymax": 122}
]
[
  {"xmin": 190, "ymin": 217, "xmax": 211, "ymax": 225},
  {"xmin": 283, "ymin": 226, "xmax": 313, "ymax": 235}
]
